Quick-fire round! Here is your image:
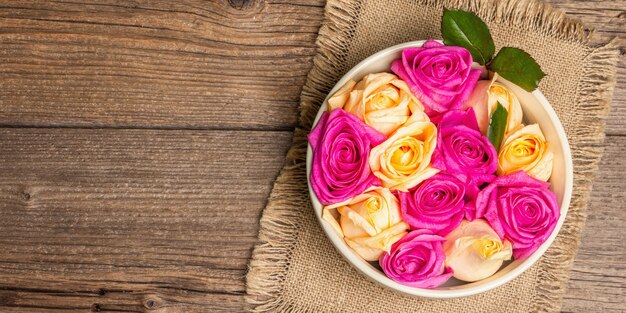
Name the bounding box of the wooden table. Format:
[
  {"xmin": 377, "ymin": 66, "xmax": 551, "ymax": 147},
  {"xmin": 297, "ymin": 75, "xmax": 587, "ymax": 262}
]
[{"xmin": 0, "ymin": 1, "xmax": 623, "ymax": 312}]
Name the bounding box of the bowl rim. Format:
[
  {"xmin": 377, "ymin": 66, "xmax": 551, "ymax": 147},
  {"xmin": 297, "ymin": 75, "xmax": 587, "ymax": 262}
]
[{"xmin": 305, "ymin": 40, "xmax": 574, "ymax": 298}]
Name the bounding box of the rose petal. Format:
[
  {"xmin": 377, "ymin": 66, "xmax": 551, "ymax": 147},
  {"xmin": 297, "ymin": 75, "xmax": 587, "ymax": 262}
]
[
  {"xmin": 391, "ymin": 40, "xmax": 481, "ymax": 117},
  {"xmin": 477, "ymin": 171, "xmax": 559, "ymax": 259},
  {"xmin": 309, "ymin": 109, "xmax": 386, "ymax": 205},
  {"xmin": 379, "ymin": 229, "xmax": 453, "ymax": 288}
]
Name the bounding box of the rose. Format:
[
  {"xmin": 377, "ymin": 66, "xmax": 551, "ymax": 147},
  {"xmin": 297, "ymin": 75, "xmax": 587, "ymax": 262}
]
[
  {"xmin": 327, "ymin": 72, "xmax": 429, "ymax": 136},
  {"xmin": 322, "ymin": 187, "xmax": 409, "ymax": 261},
  {"xmin": 369, "ymin": 121, "xmax": 439, "ymax": 192},
  {"xmin": 443, "ymin": 219, "xmax": 512, "ymax": 282},
  {"xmin": 475, "ymin": 171, "xmax": 560, "ymax": 259},
  {"xmin": 432, "ymin": 109, "xmax": 497, "ymax": 200},
  {"xmin": 308, "ymin": 109, "xmax": 386, "ymax": 205},
  {"xmin": 391, "ymin": 39, "xmax": 481, "ymax": 117},
  {"xmin": 498, "ymin": 124, "xmax": 554, "ymax": 181},
  {"xmin": 379, "ymin": 229, "xmax": 453, "ymax": 288},
  {"xmin": 398, "ymin": 172, "xmax": 467, "ymax": 235},
  {"xmin": 464, "ymin": 74, "xmax": 523, "ymax": 135}
]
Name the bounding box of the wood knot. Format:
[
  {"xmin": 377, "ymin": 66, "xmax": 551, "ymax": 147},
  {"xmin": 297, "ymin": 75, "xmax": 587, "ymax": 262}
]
[
  {"xmin": 228, "ymin": 0, "xmax": 255, "ymax": 10},
  {"xmin": 97, "ymin": 288, "xmax": 106, "ymax": 296},
  {"xmin": 20, "ymin": 191, "xmax": 30, "ymax": 201},
  {"xmin": 91, "ymin": 303, "xmax": 101, "ymax": 312},
  {"xmin": 143, "ymin": 297, "xmax": 160, "ymax": 310}
]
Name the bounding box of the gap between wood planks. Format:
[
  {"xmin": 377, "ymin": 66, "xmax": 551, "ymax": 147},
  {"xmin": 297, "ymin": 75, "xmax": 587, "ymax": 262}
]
[{"xmin": 0, "ymin": 124, "xmax": 297, "ymax": 132}]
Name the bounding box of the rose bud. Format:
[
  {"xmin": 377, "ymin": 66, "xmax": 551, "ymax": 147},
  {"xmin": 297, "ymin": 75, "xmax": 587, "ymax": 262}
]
[
  {"xmin": 443, "ymin": 219, "xmax": 512, "ymax": 282},
  {"xmin": 369, "ymin": 121, "xmax": 439, "ymax": 192},
  {"xmin": 498, "ymin": 124, "xmax": 554, "ymax": 181},
  {"xmin": 391, "ymin": 40, "xmax": 481, "ymax": 118},
  {"xmin": 327, "ymin": 72, "xmax": 429, "ymax": 136},
  {"xmin": 322, "ymin": 187, "xmax": 408, "ymax": 261},
  {"xmin": 398, "ymin": 172, "xmax": 467, "ymax": 236},
  {"xmin": 475, "ymin": 171, "xmax": 560, "ymax": 259},
  {"xmin": 308, "ymin": 109, "xmax": 386, "ymax": 205},
  {"xmin": 379, "ymin": 229, "xmax": 453, "ymax": 288},
  {"xmin": 431, "ymin": 109, "xmax": 497, "ymax": 201},
  {"xmin": 464, "ymin": 74, "xmax": 523, "ymax": 136}
]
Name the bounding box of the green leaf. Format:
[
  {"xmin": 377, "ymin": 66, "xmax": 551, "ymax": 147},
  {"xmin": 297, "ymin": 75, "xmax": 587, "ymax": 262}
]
[
  {"xmin": 441, "ymin": 8, "xmax": 495, "ymax": 65},
  {"xmin": 488, "ymin": 47, "xmax": 546, "ymax": 91},
  {"xmin": 487, "ymin": 102, "xmax": 508, "ymax": 152}
]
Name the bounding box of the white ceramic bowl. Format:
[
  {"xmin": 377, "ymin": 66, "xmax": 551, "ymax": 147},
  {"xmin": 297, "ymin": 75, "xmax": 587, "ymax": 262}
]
[{"xmin": 306, "ymin": 40, "xmax": 573, "ymax": 298}]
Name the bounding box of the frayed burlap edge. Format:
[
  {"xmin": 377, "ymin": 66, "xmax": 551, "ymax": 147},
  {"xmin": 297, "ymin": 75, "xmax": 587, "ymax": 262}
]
[
  {"xmin": 245, "ymin": 1, "xmax": 363, "ymax": 310},
  {"xmin": 246, "ymin": 0, "xmax": 619, "ymax": 312},
  {"xmin": 529, "ymin": 38, "xmax": 619, "ymax": 312}
]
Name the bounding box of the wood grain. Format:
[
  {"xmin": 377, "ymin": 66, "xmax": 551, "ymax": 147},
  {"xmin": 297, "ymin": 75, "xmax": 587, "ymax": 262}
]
[
  {"xmin": 562, "ymin": 138, "xmax": 626, "ymax": 313},
  {"xmin": 0, "ymin": 0, "xmax": 325, "ymax": 130},
  {"xmin": 0, "ymin": 129, "xmax": 292, "ymax": 312},
  {"xmin": 0, "ymin": 0, "xmax": 623, "ymax": 312},
  {"xmin": 0, "ymin": 0, "xmax": 623, "ymax": 134},
  {"xmin": 0, "ymin": 130, "xmax": 623, "ymax": 312}
]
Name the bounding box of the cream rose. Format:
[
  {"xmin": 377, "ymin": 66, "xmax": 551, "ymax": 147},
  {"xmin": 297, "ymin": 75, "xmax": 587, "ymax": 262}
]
[
  {"xmin": 498, "ymin": 124, "xmax": 554, "ymax": 181},
  {"xmin": 322, "ymin": 187, "xmax": 409, "ymax": 261},
  {"xmin": 465, "ymin": 74, "xmax": 523, "ymax": 136},
  {"xmin": 443, "ymin": 219, "xmax": 512, "ymax": 282},
  {"xmin": 368, "ymin": 121, "xmax": 439, "ymax": 191},
  {"xmin": 328, "ymin": 72, "xmax": 428, "ymax": 136}
]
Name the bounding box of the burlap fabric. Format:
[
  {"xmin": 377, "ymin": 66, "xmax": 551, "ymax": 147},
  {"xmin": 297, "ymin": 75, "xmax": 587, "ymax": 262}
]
[{"xmin": 246, "ymin": 0, "xmax": 619, "ymax": 312}]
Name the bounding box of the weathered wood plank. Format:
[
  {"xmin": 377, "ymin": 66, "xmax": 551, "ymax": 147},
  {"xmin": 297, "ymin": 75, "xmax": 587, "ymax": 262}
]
[
  {"xmin": 0, "ymin": 0, "xmax": 623, "ymax": 134},
  {"xmin": 0, "ymin": 129, "xmax": 292, "ymax": 312},
  {"xmin": 562, "ymin": 136, "xmax": 626, "ymax": 313},
  {"xmin": 547, "ymin": 0, "xmax": 624, "ymax": 39},
  {"xmin": 0, "ymin": 0, "xmax": 326, "ymax": 130},
  {"xmin": 0, "ymin": 129, "xmax": 623, "ymax": 312}
]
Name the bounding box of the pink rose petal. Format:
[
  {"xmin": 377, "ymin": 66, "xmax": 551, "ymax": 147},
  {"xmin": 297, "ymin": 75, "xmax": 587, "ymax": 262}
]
[
  {"xmin": 398, "ymin": 172, "xmax": 467, "ymax": 236},
  {"xmin": 308, "ymin": 109, "xmax": 386, "ymax": 205},
  {"xmin": 379, "ymin": 229, "xmax": 453, "ymax": 288},
  {"xmin": 391, "ymin": 40, "xmax": 481, "ymax": 117},
  {"xmin": 476, "ymin": 171, "xmax": 560, "ymax": 259}
]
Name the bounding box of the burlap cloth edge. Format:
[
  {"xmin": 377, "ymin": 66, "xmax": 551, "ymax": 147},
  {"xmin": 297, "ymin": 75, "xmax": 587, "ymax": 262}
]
[{"xmin": 246, "ymin": 0, "xmax": 619, "ymax": 312}]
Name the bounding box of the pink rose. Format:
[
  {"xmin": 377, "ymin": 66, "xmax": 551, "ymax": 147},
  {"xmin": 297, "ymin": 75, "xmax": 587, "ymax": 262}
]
[
  {"xmin": 391, "ymin": 40, "xmax": 481, "ymax": 117},
  {"xmin": 475, "ymin": 171, "xmax": 560, "ymax": 259},
  {"xmin": 432, "ymin": 109, "xmax": 497, "ymax": 204},
  {"xmin": 398, "ymin": 172, "xmax": 467, "ymax": 235},
  {"xmin": 379, "ymin": 229, "xmax": 453, "ymax": 288},
  {"xmin": 308, "ymin": 109, "xmax": 386, "ymax": 205}
]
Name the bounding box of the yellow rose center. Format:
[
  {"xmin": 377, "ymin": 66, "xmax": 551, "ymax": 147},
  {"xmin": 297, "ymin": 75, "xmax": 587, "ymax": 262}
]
[
  {"xmin": 366, "ymin": 86, "xmax": 400, "ymax": 111},
  {"xmin": 505, "ymin": 136, "xmax": 541, "ymax": 164},
  {"xmin": 387, "ymin": 137, "xmax": 424, "ymax": 175},
  {"xmin": 473, "ymin": 236, "xmax": 504, "ymax": 260},
  {"xmin": 365, "ymin": 197, "xmax": 382, "ymax": 215},
  {"xmin": 490, "ymin": 85, "xmax": 513, "ymax": 104},
  {"xmin": 364, "ymin": 196, "xmax": 393, "ymax": 229}
]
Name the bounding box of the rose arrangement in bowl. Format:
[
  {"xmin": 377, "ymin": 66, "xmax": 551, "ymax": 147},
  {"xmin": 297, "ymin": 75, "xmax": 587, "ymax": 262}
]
[{"xmin": 306, "ymin": 9, "xmax": 573, "ymax": 298}]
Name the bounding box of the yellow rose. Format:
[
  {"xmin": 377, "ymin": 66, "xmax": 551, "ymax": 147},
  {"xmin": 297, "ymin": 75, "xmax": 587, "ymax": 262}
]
[
  {"xmin": 328, "ymin": 72, "xmax": 428, "ymax": 136},
  {"xmin": 322, "ymin": 187, "xmax": 409, "ymax": 261},
  {"xmin": 368, "ymin": 121, "xmax": 439, "ymax": 191},
  {"xmin": 465, "ymin": 74, "xmax": 523, "ymax": 136},
  {"xmin": 498, "ymin": 124, "xmax": 554, "ymax": 181},
  {"xmin": 443, "ymin": 219, "xmax": 512, "ymax": 282}
]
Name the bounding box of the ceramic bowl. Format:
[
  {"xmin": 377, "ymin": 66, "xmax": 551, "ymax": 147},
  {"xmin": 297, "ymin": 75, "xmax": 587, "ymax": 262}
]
[{"xmin": 305, "ymin": 40, "xmax": 573, "ymax": 298}]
